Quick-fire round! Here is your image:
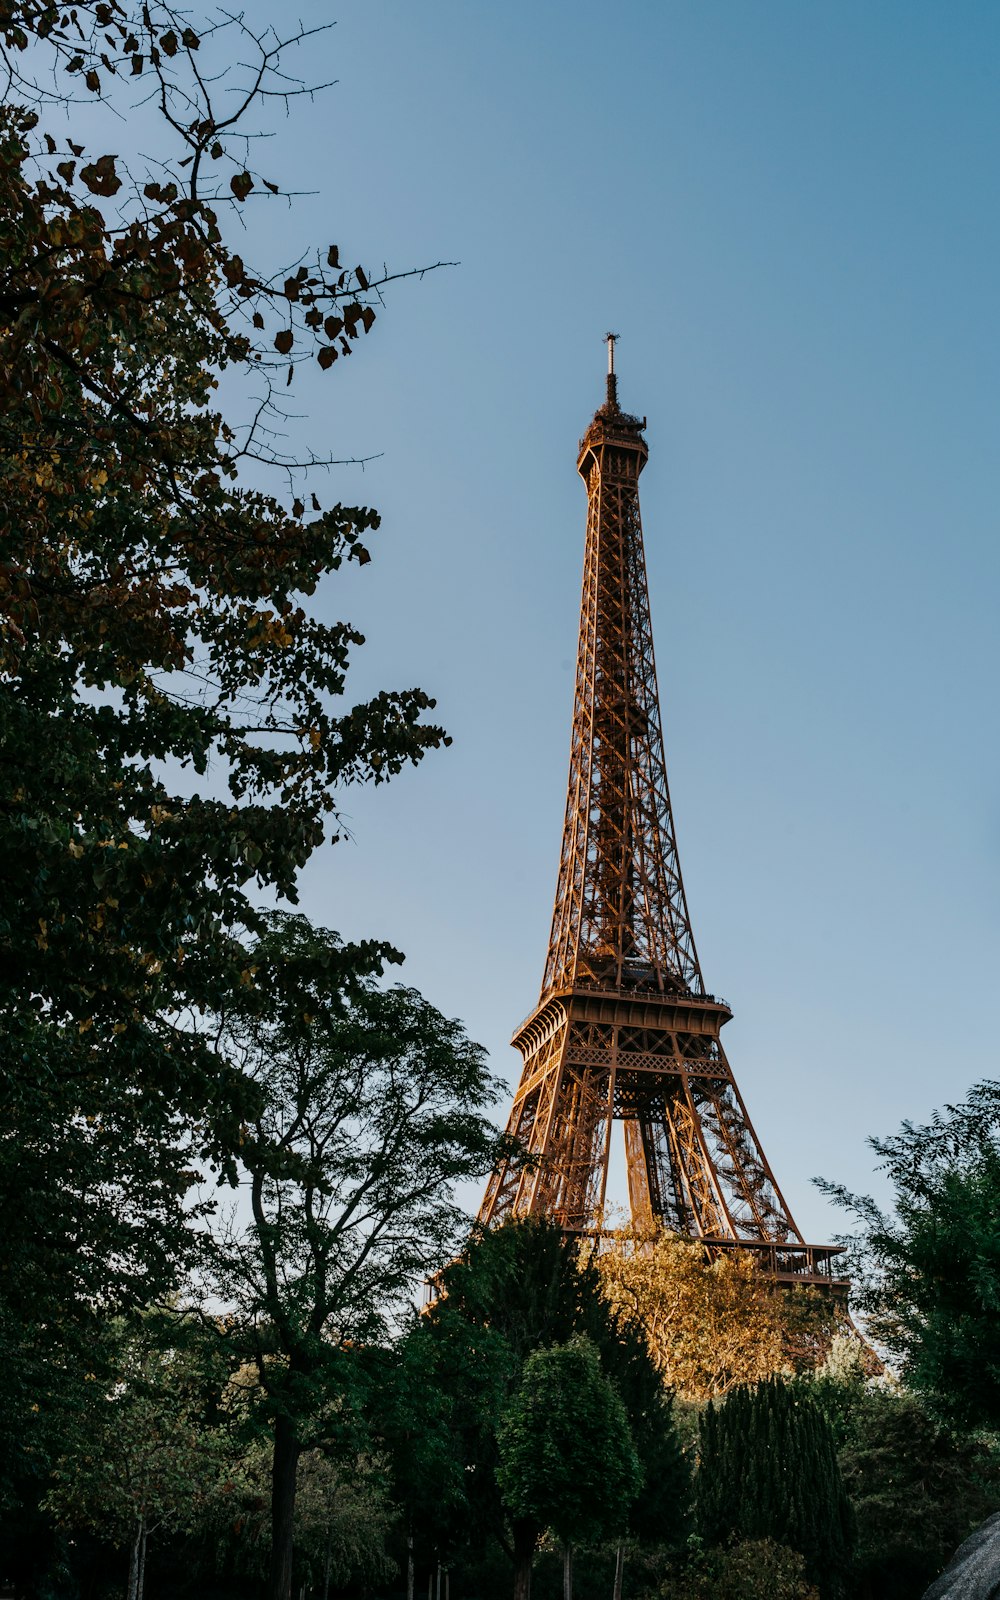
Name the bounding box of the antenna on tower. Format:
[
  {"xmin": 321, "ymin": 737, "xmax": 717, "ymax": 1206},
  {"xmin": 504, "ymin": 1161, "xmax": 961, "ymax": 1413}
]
[{"xmin": 605, "ymin": 331, "xmax": 619, "ymax": 408}]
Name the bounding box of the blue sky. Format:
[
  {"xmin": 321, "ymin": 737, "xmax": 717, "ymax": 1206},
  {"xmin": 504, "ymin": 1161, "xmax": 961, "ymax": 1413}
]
[
  {"xmin": 256, "ymin": 1, "xmax": 1000, "ymax": 1241},
  {"xmin": 97, "ymin": 4, "xmax": 1000, "ymax": 1239}
]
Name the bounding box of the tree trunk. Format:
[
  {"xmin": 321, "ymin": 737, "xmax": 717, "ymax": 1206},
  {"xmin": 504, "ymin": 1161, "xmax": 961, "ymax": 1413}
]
[
  {"xmin": 613, "ymin": 1541, "xmax": 625, "ymax": 1600},
  {"xmin": 321, "ymin": 1481, "xmax": 335, "ymax": 1600},
  {"xmin": 126, "ymin": 1517, "xmax": 143, "ymax": 1600},
  {"xmin": 512, "ymin": 1518, "xmax": 536, "ymax": 1600},
  {"xmin": 268, "ymin": 1411, "xmax": 302, "ymax": 1600},
  {"xmin": 136, "ymin": 1518, "xmax": 148, "ymax": 1600},
  {"xmin": 562, "ymin": 1543, "xmax": 573, "ymax": 1600},
  {"xmin": 406, "ymin": 1531, "xmax": 414, "ymax": 1600}
]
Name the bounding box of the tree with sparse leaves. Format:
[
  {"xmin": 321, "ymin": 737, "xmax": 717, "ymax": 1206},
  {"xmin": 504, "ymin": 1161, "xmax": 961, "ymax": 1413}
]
[
  {"xmin": 210, "ymin": 912, "xmax": 506, "ymax": 1600},
  {"xmin": 0, "ymin": 0, "xmax": 449, "ymax": 1507}
]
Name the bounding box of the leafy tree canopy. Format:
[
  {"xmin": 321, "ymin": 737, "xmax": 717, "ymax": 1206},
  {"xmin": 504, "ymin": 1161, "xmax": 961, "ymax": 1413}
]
[
  {"xmin": 836, "ymin": 1386, "xmax": 1000, "ymax": 1600},
  {"xmin": 597, "ymin": 1227, "xmax": 838, "ymax": 1400},
  {"xmin": 496, "ymin": 1334, "xmax": 641, "ymax": 1548},
  {"xmin": 819, "ymin": 1081, "xmax": 1000, "ymax": 1428},
  {"xmin": 0, "ymin": 0, "xmax": 447, "ymax": 1493}
]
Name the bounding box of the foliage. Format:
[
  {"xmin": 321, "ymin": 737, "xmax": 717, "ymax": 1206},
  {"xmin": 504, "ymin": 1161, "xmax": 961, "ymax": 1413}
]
[
  {"xmin": 42, "ymin": 1313, "xmax": 232, "ymax": 1600},
  {"xmin": 435, "ymin": 1216, "xmax": 612, "ymax": 1369},
  {"xmin": 291, "ymin": 1449, "xmax": 397, "ymax": 1596},
  {"xmin": 368, "ymin": 1318, "xmax": 492, "ymax": 1571},
  {"xmin": 660, "ymin": 1538, "xmax": 820, "ymax": 1600},
  {"xmin": 612, "ymin": 1315, "xmax": 692, "ymax": 1549},
  {"xmin": 0, "ymin": 0, "xmax": 447, "ymax": 1503},
  {"xmin": 697, "ymin": 1377, "xmax": 854, "ymax": 1600},
  {"xmin": 597, "ymin": 1228, "xmax": 836, "ymax": 1399},
  {"xmin": 819, "ymin": 1081, "xmax": 1000, "ymax": 1428},
  {"xmin": 496, "ymin": 1335, "xmax": 641, "ymax": 1548},
  {"xmin": 836, "ymin": 1387, "xmax": 1000, "ymax": 1600},
  {"xmin": 207, "ymin": 1441, "xmax": 397, "ymax": 1598},
  {"xmin": 211, "ymin": 910, "xmax": 505, "ymax": 1600},
  {"xmin": 423, "ymin": 1220, "xmax": 690, "ymax": 1592},
  {"xmin": 215, "ymin": 912, "xmax": 505, "ymax": 1347},
  {"xmin": 797, "ymin": 1333, "xmax": 871, "ymax": 1449}
]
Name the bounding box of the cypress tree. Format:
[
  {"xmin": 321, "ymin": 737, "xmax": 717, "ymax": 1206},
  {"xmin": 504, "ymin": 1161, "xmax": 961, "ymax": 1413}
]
[{"xmin": 697, "ymin": 1375, "xmax": 854, "ymax": 1600}]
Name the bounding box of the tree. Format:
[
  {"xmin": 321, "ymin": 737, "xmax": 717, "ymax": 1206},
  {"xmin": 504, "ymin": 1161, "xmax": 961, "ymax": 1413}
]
[
  {"xmin": 597, "ymin": 1228, "xmax": 836, "ymax": 1399},
  {"xmin": 496, "ymin": 1336, "xmax": 641, "ymax": 1600},
  {"xmin": 423, "ymin": 1220, "xmax": 689, "ymax": 1592},
  {"xmin": 210, "ymin": 911, "xmax": 506, "ymax": 1600},
  {"xmin": 0, "ymin": 0, "xmax": 447, "ymax": 1502},
  {"xmin": 42, "ymin": 1314, "xmax": 231, "ymax": 1600},
  {"xmin": 819, "ymin": 1081, "xmax": 1000, "ymax": 1428},
  {"xmin": 697, "ymin": 1377, "xmax": 854, "ymax": 1600},
  {"xmin": 603, "ymin": 1304, "xmax": 691, "ymax": 1599},
  {"xmin": 206, "ymin": 1439, "xmax": 397, "ymax": 1600},
  {"xmin": 367, "ymin": 1322, "xmax": 485, "ymax": 1600},
  {"xmin": 836, "ymin": 1388, "xmax": 1000, "ymax": 1600}
]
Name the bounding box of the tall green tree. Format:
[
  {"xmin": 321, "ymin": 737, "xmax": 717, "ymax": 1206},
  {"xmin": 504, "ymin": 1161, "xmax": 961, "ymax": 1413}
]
[
  {"xmin": 423, "ymin": 1221, "xmax": 690, "ymax": 1588},
  {"xmin": 211, "ymin": 912, "xmax": 505, "ymax": 1600},
  {"xmin": 496, "ymin": 1336, "xmax": 641, "ymax": 1600},
  {"xmin": 0, "ymin": 0, "xmax": 446, "ymax": 1502},
  {"xmin": 819, "ymin": 1081, "xmax": 1000, "ymax": 1428},
  {"xmin": 697, "ymin": 1377, "xmax": 854, "ymax": 1600},
  {"xmin": 367, "ymin": 1321, "xmax": 488, "ymax": 1599}
]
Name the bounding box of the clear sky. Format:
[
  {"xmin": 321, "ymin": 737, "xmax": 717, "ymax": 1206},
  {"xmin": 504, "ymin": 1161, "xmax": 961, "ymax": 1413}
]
[{"xmin": 127, "ymin": 5, "xmax": 1000, "ymax": 1239}]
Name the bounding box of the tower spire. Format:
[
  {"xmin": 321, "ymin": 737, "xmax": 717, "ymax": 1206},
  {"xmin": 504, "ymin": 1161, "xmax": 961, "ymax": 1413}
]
[
  {"xmin": 605, "ymin": 330, "xmax": 619, "ymax": 409},
  {"xmin": 477, "ymin": 356, "xmax": 845, "ymax": 1289}
]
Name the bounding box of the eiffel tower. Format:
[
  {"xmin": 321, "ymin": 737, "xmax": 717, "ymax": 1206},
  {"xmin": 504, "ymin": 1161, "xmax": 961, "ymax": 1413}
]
[{"xmin": 479, "ymin": 338, "xmax": 843, "ymax": 1285}]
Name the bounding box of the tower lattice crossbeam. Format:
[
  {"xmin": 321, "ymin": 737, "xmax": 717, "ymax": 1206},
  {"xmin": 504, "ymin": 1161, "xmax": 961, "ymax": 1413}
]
[{"xmin": 479, "ymin": 339, "xmax": 844, "ymax": 1288}]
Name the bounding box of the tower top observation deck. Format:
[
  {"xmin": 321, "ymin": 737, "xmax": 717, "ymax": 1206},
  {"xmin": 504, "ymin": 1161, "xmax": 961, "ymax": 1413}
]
[{"xmin": 578, "ymin": 332, "xmax": 648, "ymax": 474}]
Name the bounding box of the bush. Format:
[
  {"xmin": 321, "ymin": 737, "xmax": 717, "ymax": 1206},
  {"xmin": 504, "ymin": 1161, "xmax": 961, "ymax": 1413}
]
[{"xmin": 659, "ymin": 1538, "xmax": 819, "ymax": 1600}]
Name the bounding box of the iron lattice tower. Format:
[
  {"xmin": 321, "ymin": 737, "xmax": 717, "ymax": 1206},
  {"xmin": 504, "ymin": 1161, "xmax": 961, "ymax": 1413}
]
[{"xmin": 479, "ymin": 339, "xmax": 843, "ymax": 1285}]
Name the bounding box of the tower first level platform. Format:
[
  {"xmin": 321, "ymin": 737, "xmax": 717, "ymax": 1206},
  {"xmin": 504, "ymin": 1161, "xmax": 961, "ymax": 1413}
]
[{"xmin": 479, "ymin": 984, "xmax": 844, "ymax": 1288}]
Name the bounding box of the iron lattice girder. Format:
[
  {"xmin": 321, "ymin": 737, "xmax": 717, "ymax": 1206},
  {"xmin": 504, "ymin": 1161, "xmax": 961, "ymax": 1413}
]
[
  {"xmin": 543, "ymin": 412, "xmax": 700, "ymax": 997},
  {"xmin": 478, "ymin": 375, "xmax": 844, "ymax": 1289},
  {"xmin": 482, "ymin": 987, "xmax": 800, "ymax": 1242}
]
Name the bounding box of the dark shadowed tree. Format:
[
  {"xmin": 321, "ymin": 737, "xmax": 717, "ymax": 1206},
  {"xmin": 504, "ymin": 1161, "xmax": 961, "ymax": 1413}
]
[
  {"xmin": 0, "ymin": 0, "xmax": 448, "ymax": 1507},
  {"xmin": 697, "ymin": 1377, "xmax": 854, "ymax": 1600},
  {"xmin": 422, "ymin": 1220, "xmax": 689, "ymax": 1591}
]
